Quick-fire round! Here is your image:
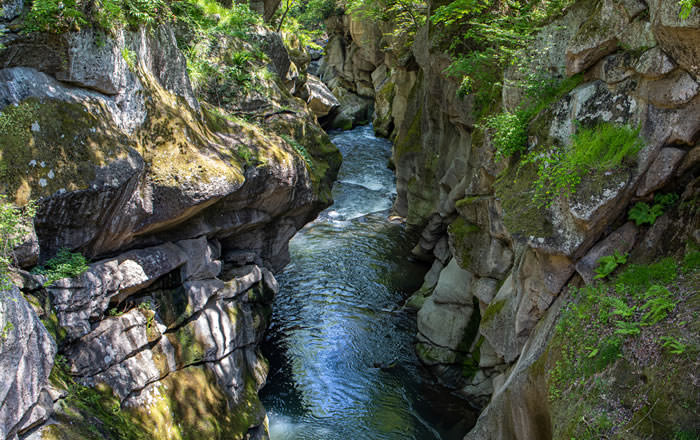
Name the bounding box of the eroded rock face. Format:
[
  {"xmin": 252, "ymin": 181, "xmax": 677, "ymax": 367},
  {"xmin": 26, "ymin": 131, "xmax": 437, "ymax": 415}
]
[
  {"xmin": 1, "ymin": 12, "xmax": 339, "ymax": 440},
  {"xmin": 323, "ymin": 0, "xmax": 699, "ymax": 433},
  {"xmin": 0, "ymin": 286, "xmax": 56, "ymax": 440}
]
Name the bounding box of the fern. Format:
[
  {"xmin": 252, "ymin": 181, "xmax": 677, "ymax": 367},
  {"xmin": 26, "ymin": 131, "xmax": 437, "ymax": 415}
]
[
  {"xmin": 628, "ymin": 202, "xmax": 664, "ymax": 226},
  {"xmin": 594, "ymin": 251, "xmax": 628, "ymax": 280},
  {"xmin": 614, "ymin": 320, "xmax": 641, "ymax": 336},
  {"xmin": 660, "ymin": 336, "xmax": 687, "ymax": 355}
]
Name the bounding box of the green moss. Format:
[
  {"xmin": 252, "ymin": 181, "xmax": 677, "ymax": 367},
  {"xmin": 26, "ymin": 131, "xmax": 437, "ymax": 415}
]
[
  {"xmin": 494, "ymin": 159, "xmax": 552, "ymax": 238},
  {"xmin": 481, "ymin": 299, "xmax": 506, "ymax": 325},
  {"xmin": 0, "ymin": 98, "xmax": 131, "ymax": 204},
  {"xmin": 393, "ymin": 108, "xmax": 422, "ymax": 160},
  {"xmin": 168, "ymin": 324, "xmax": 206, "ymax": 367},
  {"xmin": 447, "ymin": 216, "xmax": 482, "ymax": 268}
]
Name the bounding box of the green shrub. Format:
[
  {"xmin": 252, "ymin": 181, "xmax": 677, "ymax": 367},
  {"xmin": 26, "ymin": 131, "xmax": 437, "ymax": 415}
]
[
  {"xmin": 679, "ymin": 0, "xmax": 699, "ymax": 19},
  {"xmin": 32, "ymin": 248, "xmax": 89, "ymax": 286},
  {"xmin": 485, "ymin": 111, "xmax": 528, "ymax": 160},
  {"xmin": 615, "ymin": 257, "xmax": 677, "ymax": 295},
  {"xmin": 25, "ymin": 0, "xmax": 175, "ymax": 33}
]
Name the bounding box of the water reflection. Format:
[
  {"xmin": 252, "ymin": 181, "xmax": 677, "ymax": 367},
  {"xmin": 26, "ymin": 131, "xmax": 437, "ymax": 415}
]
[{"xmin": 260, "ymin": 126, "xmax": 475, "ymax": 440}]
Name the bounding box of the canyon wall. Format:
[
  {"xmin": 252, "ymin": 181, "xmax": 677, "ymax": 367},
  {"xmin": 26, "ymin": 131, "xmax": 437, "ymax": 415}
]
[
  {"xmin": 320, "ymin": 1, "xmax": 699, "ymax": 438},
  {"xmin": 0, "ymin": 7, "xmax": 340, "ymax": 439}
]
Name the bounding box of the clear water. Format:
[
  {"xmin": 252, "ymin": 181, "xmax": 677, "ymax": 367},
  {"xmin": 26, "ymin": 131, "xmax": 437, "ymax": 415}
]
[{"xmin": 260, "ymin": 126, "xmax": 476, "ymax": 440}]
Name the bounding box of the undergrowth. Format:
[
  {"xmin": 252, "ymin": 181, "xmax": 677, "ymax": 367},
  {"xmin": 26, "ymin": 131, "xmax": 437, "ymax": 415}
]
[
  {"xmin": 31, "ymin": 248, "xmax": 89, "ymax": 287},
  {"xmin": 521, "ymin": 123, "xmax": 643, "ymax": 208},
  {"xmin": 548, "ymin": 251, "xmax": 700, "ymax": 438}
]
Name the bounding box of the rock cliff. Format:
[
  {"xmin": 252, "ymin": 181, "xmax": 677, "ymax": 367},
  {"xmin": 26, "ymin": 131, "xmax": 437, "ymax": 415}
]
[
  {"xmin": 319, "ymin": 1, "xmax": 699, "ymax": 438},
  {"xmin": 0, "ymin": 4, "xmax": 340, "ymax": 439}
]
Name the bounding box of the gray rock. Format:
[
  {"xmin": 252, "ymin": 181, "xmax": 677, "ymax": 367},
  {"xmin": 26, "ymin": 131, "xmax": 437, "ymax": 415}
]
[
  {"xmin": 479, "ymin": 275, "xmax": 521, "ymax": 363},
  {"xmin": 634, "ymin": 47, "xmax": 677, "ymax": 79},
  {"xmin": 636, "ymin": 147, "xmax": 687, "ymax": 196},
  {"xmin": 473, "ymin": 277, "xmax": 499, "ymax": 304},
  {"xmin": 644, "ymin": 69, "xmax": 700, "ymax": 108},
  {"xmin": 175, "ymin": 237, "xmax": 222, "ymax": 281},
  {"xmin": 431, "ymin": 259, "xmax": 474, "ymax": 306},
  {"xmin": 1, "ymin": 0, "xmax": 22, "ymax": 20},
  {"xmin": 591, "ymin": 53, "xmax": 633, "ymax": 84},
  {"xmin": 566, "ymin": 0, "xmax": 630, "ymax": 75},
  {"xmin": 301, "ymin": 75, "xmax": 340, "ymax": 117},
  {"xmin": 649, "ymin": 0, "xmax": 700, "ymax": 77},
  {"xmin": 0, "ymin": 286, "xmax": 56, "ymax": 440},
  {"xmin": 618, "ymin": 19, "xmax": 657, "ymax": 52},
  {"xmin": 116, "ymin": 243, "xmax": 188, "ymax": 297},
  {"xmin": 11, "ymin": 221, "xmax": 39, "ymax": 269},
  {"xmin": 575, "ymin": 222, "xmax": 638, "ymax": 284},
  {"xmin": 48, "ymin": 259, "xmax": 122, "ymax": 340}
]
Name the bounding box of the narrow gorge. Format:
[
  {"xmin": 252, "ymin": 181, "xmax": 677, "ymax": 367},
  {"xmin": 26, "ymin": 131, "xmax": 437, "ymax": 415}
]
[{"xmin": 1, "ymin": 0, "xmax": 698, "ymax": 439}]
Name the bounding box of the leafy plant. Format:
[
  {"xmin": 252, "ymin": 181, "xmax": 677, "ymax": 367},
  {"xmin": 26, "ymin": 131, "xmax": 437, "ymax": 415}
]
[
  {"xmin": 640, "ymin": 285, "xmax": 676, "ymax": 325},
  {"xmin": 660, "ymin": 336, "xmax": 687, "ymax": 355},
  {"xmin": 484, "ymin": 111, "xmax": 528, "ymax": 160},
  {"xmin": 629, "ymin": 202, "xmax": 664, "ymax": 226},
  {"xmin": 524, "ymin": 123, "xmax": 643, "ymax": 208},
  {"xmin": 628, "ymin": 193, "xmax": 678, "ymax": 226},
  {"xmin": 594, "ymin": 251, "xmax": 628, "ymax": 280},
  {"xmin": 679, "ymin": 0, "xmax": 699, "ymax": 19},
  {"xmin": 0, "ymin": 196, "xmax": 36, "ymax": 291},
  {"xmin": 121, "ymin": 47, "xmax": 137, "ymax": 72},
  {"xmin": 614, "ymin": 320, "xmax": 641, "ymax": 336},
  {"xmin": 32, "ymin": 248, "xmax": 89, "ymax": 287}
]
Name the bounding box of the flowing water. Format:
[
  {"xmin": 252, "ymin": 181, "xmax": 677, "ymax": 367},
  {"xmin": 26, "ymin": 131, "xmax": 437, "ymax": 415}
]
[{"xmin": 260, "ymin": 126, "xmax": 476, "ymax": 440}]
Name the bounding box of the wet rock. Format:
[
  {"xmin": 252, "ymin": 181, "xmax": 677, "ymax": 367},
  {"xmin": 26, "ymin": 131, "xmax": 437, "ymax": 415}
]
[{"xmin": 0, "ymin": 286, "xmax": 56, "ymax": 440}]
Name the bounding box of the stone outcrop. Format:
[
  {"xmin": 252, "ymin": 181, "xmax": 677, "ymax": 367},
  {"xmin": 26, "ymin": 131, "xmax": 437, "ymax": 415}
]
[
  {"xmin": 0, "ymin": 286, "xmax": 56, "ymax": 440},
  {"xmin": 318, "ymin": 0, "xmax": 699, "ymax": 436},
  {"xmin": 1, "ymin": 7, "xmax": 339, "ymax": 439}
]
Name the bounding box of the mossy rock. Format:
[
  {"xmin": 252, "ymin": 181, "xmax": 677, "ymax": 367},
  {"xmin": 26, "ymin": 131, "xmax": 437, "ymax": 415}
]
[{"xmin": 0, "ymin": 98, "xmax": 132, "ymax": 204}]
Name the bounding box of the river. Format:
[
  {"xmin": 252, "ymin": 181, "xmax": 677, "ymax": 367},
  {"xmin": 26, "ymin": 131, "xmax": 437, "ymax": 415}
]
[{"xmin": 260, "ymin": 125, "xmax": 476, "ymax": 440}]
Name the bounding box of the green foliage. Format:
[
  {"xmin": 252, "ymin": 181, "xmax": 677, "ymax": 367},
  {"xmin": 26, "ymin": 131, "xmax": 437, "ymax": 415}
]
[
  {"xmin": 679, "ymin": 0, "xmax": 699, "ymax": 19},
  {"xmin": 121, "ymin": 47, "xmax": 137, "ymax": 72},
  {"xmin": 523, "ymin": 123, "xmax": 642, "ymax": 208},
  {"xmin": 32, "ymin": 248, "xmax": 89, "ymax": 287},
  {"xmin": 24, "ymin": 0, "xmax": 87, "ymax": 33},
  {"xmin": 594, "ymin": 251, "xmax": 628, "ymax": 280},
  {"xmin": 615, "ymin": 257, "xmax": 678, "ymax": 295},
  {"xmin": 431, "ymin": 0, "xmax": 575, "ymax": 109},
  {"xmin": 484, "ymin": 111, "xmax": 527, "ymax": 160},
  {"xmin": 629, "ymin": 193, "xmax": 679, "ymax": 226},
  {"xmin": 640, "ymin": 285, "xmax": 676, "ymax": 325},
  {"xmin": 683, "ymin": 250, "xmax": 700, "ymax": 273},
  {"xmin": 0, "ymin": 196, "xmax": 36, "ymax": 291},
  {"xmin": 286, "ymin": 0, "xmax": 342, "ymax": 30},
  {"xmin": 661, "ymin": 336, "xmax": 687, "ymax": 355},
  {"xmin": 25, "ymin": 0, "xmax": 176, "ymax": 33},
  {"xmin": 347, "ymin": 0, "xmax": 427, "ymax": 51}
]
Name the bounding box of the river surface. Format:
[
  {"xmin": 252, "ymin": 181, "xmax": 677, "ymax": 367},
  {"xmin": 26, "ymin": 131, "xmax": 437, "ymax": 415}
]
[{"xmin": 260, "ymin": 125, "xmax": 475, "ymax": 440}]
